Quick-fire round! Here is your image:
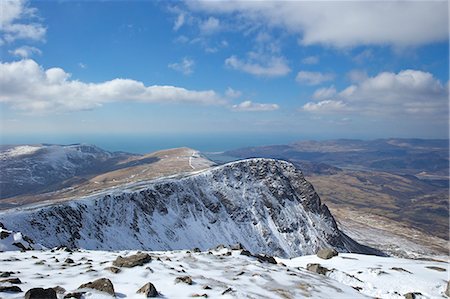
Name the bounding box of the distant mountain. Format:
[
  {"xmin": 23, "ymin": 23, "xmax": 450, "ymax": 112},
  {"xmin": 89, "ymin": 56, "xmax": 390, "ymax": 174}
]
[
  {"xmin": 0, "ymin": 144, "xmax": 133, "ymax": 199},
  {"xmin": 224, "ymin": 138, "xmax": 449, "ymax": 176},
  {"xmin": 0, "ymin": 159, "xmax": 381, "ymax": 258},
  {"xmin": 0, "ymin": 145, "xmax": 214, "ymax": 205}
]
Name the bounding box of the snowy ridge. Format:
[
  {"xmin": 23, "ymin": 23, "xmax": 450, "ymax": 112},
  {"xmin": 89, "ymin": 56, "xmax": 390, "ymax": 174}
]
[{"xmin": 0, "ymin": 158, "xmax": 379, "ymax": 258}]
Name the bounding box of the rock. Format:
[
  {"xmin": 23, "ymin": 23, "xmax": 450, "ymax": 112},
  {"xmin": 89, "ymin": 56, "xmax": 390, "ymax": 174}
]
[
  {"xmin": 113, "ymin": 253, "xmax": 152, "ymax": 268},
  {"xmin": 0, "ymin": 286, "xmax": 22, "ymax": 293},
  {"xmin": 191, "ymin": 294, "xmax": 208, "ymax": 298},
  {"xmin": 0, "ymin": 231, "xmax": 11, "ymax": 239},
  {"xmin": 78, "ymin": 278, "xmax": 115, "ymax": 296},
  {"xmin": 64, "ymin": 292, "xmax": 84, "ymax": 299},
  {"xmin": 136, "ymin": 282, "xmax": 158, "ymax": 297},
  {"xmin": 230, "ymin": 243, "xmax": 245, "ymax": 250},
  {"xmin": 425, "ymin": 266, "xmax": 446, "ymax": 272},
  {"xmin": 391, "ymin": 267, "xmax": 412, "ymax": 274},
  {"xmin": 240, "ymin": 250, "xmax": 253, "ymax": 257},
  {"xmin": 192, "ymin": 247, "xmax": 201, "ymax": 253},
  {"xmin": 175, "ymin": 276, "xmax": 193, "ymax": 285},
  {"xmin": 202, "ymin": 285, "xmax": 212, "ymax": 290},
  {"xmin": 64, "ymin": 258, "xmax": 75, "ymax": 264},
  {"xmin": 306, "ymin": 263, "xmax": 330, "ymax": 275},
  {"xmin": 256, "ymin": 254, "xmax": 277, "ymax": 264},
  {"xmin": 222, "ymin": 287, "xmax": 234, "ymax": 295},
  {"xmin": 0, "ymin": 271, "xmax": 14, "ymax": 277},
  {"xmin": 24, "ymin": 288, "xmax": 57, "ymax": 298},
  {"xmin": 445, "ymin": 281, "xmax": 450, "ymax": 297},
  {"xmin": 52, "ymin": 286, "xmax": 66, "ymax": 294},
  {"xmin": 316, "ymin": 248, "xmax": 338, "ymax": 260},
  {"xmin": 12, "ymin": 242, "xmax": 28, "ymax": 251},
  {"xmin": 105, "ymin": 266, "xmax": 121, "ymax": 274},
  {"xmin": 0, "ymin": 277, "xmax": 21, "ymax": 284},
  {"xmin": 404, "ymin": 292, "xmax": 422, "ymax": 299}
]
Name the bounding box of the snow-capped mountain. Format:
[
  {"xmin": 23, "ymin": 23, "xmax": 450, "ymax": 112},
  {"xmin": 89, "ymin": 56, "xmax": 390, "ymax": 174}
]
[
  {"xmin": 0, "ymin": 144, "xmax": 131, "ymax": 199},
  {"xmin": 0, "ymin": 158, "xmax": 380, "ymax": 258}
]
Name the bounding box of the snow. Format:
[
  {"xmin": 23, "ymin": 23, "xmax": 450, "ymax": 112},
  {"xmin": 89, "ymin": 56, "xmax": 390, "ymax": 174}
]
[
  {"xmin": 279, "ymin": 253, "xmax": 449, "ymax": 299},
  {"xmin": 0, "ymin": 248, "xmax": 367, "ymax": 299},
  {"xmin": 0, "ymin": 145, "xmax": 42, "ymax": 159},
  {"xmin": 0, "ymin": 159, "xmax": 373, "ymax": 258}
]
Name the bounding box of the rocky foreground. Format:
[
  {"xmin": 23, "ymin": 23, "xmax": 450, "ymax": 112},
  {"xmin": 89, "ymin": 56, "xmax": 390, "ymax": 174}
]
[{"xmin": 0, "ymin": 246, "xmax": 448, "ymax": 299}]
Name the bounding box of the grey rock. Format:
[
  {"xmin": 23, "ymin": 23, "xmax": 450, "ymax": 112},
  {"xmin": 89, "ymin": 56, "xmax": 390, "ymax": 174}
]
[
  {"xmin": 404, "ymin": 292, "xmax": 422, "ymax": 299},
  {"xmin": 0, "ymin": 286, "xmax": 22, "ymax": 293},
  {"xmin": 136, "ymin": 282, "xmax": 158, "ymax": 297},
  {"xmin": 79, "ymin": 278, "xmax": 115, "ymax": 296},
  {"xmin": 113, "ymin": 253, "xmax": 152, "ymax": 268},
  {"xmin": 24, "ymin": 288, "xmax": 57, "ymax": 299},
  {"xmin": 0, "ymin": 277, "xmax": 21, "ymax": 284},
  {"xmin": 64, "ymin": 292, "xmax": 84, "ymax": 299},
  {"xmin": 445, "ymin": 281, "xmax": 450, "ymax": 297},
  {"xmin": 175, "ymin": 276, "xmax": 193, "ymax": 285},
  {"xmin": 105, "ymin": 266, "xmax": 121, "ymax": 273},
  {"xmin": 306, "ymin": 263, "xmax": 330, "ymax": 275},
  {"xmin": 317, "ymin": 248, "xmax": 338, "ymax": 260},
  {"xmin": 52, "ymin": 286, "xmax": 66, "ymax": 294}
]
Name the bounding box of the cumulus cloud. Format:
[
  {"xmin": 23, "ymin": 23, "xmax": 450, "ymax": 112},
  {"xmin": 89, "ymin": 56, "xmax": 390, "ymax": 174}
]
[
  {"xmin": 199, "ymin": 16, "xmax": 220, "ymax": 34},
  {"xmin": 312, "ymin": 86, "xmax": 337, "ymax": 100},
  {"xmin": 302, "ymin": 69, "xmax": 448, "ymax": 117},
  {"xmin": 225, "ymin": 53, "xmax": 290, "ymax": 77},
  {"xmin": 9, "ymin": 45, "xmax": 41, "ymax": 58},
  {"xmin": 185, "ymin": 1, "xmax": 448, "ymax": 48},
  {"xmin": 0, "ymin": 0, "xmax": 46, "ymax": 44},
  {"xmin": 225, "ymin": 87, "xmax": 241, "ymax": 99},
  {"xmin": 296, "ymin": 71, "xmax": 334, "ymax": 85},
  {"xmin": 0, "ymin": 59, "xmax": 224, "ymax": 113},
  {"xmin": 231, "ymin": 100, "xmax": 279, "ymax": 112},
  {"xmin": 301, "ymin": 56, "xmax": 319, "ymax": 65},
  {"xmin": 168, "ymin": 57, "xmax": 195, "ymax": 75}
]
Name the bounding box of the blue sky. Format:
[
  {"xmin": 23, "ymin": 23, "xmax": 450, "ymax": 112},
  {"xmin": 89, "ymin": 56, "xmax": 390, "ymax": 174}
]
[{"xmin": 0, "ymin": 0, "xmax": 449, "ymax": 150}]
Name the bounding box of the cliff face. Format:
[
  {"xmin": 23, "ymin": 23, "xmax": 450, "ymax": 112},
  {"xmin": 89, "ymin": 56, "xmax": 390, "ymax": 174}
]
[{"xmin": 0, "ymin": 158, "xmax": 380, "ymax": 257}]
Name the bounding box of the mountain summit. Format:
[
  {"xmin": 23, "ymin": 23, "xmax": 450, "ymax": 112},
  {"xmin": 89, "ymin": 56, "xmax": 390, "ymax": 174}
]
[{"xmin": 0, "ymin": 158, "xmax": 380, "ymax": 257}]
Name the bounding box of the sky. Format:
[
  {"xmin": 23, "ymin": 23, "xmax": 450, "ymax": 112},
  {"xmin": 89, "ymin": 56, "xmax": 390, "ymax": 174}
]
[{"xmin": 0, "ymin": 0, "xmax": 449, "ymax": 151}]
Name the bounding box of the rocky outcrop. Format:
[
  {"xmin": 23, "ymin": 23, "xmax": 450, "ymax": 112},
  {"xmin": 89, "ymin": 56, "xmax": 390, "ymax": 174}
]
[
  {"xmin": 0, "ymin": 159, "xmax": 382, "ymax": 258},
  {"xmin": 317, "ymin": 248, "xmax": 338, "ymax": 259},
  {"xmin": 78, "ymin": 278, "xmax": 115, "ymax": 296},
  {"xmin": 113, "ymin": 253, "xmax": 152, "ymax": 268}
]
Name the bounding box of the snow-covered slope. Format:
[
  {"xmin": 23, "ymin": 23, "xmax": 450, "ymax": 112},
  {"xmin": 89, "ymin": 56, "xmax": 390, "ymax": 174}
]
[
  {"xmin": 0, "ymin": 248, "xmax": 447, "ymax": 299},
  {"xmin": 0, "ymin": 144, "xmax": 128, "ymax": 199},
  {"xmin": 0, "ymin": 159, "xmax": 379, "ymax": 258}
]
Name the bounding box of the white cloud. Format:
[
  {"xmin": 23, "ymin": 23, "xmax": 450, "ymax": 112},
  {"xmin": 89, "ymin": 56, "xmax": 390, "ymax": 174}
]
[
  {"xmin": 231, "ymin": 100, "xmax": 279, "ymax": 112},
  {"xmin": 0, "ymin": 0, "xmax": 46, "ymax": 44},
  {"xmin": 0, "ymin": 59, "xmax": 224, "ymax": 113},
  {"xmin": 199, "ymin": 16, "xmax": 220, "ymax": 34},
  {"xmin": 302, "ymin": 69, "xmax": 448, "ymax": 117},
  {"xmin": 185, "ymin": 1, "xmax": 448, "ymax": 48},
  {"xmin": 78, "ymin": 62, "xmax": 87, "ymax": 69},
  {"xmin": 353, "ymin": 49, "xmax": 373, "ymax": 64},
  {"xmin": 296, "ymin": 71, "xmax": 334, "ymax": 85},
  {"xmin": 225, "ymin": 87, "xmax": 241, "ymax": 99},
  {"xmin": 312, "ymin": 86, "xmax": 337, "ymax": 100},
  {"xmin": 303, "ymin": 100, "xmax": 347, "ymax": 113},
  {"xmin": 225, "ymin": 54, "xmax": 290, "ymax": 77},
  {"xmin": 9, "ymin": 45, "xmax": 41, "ymax": 58},
  {"xmin": 347, "ymin": 70, "xmax": 368, "ymax": 83},
  {"xmin": 173, "ymin": 13, "xmax": 185, "ymax": 31},
  {"xmin": 168, "ymin": 57, "xmax": 195, "ymax": 75},
  {"xmin": 301, "ymin": 56, "xmax": 319, "ymax": 65}
]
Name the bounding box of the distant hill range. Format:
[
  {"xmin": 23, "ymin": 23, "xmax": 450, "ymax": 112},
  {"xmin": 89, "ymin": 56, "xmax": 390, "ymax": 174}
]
[{"xmin": 206, "ymin": 138, "xmax": 449, "ymax": 255}]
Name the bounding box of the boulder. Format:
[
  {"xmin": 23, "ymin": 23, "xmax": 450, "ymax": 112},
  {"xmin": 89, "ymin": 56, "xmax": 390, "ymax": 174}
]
[
  {"xmin": 64, "ymin": 292, "xmax": 84, "ymax": 299},
  {"xmin": 256, "ymin": 254, "xmax": 277, "ymax": 264},
  {"xmin": 52, "ymin": 286, "xmax": 66, "ymax": 294},
  {"xmin": 105, "ymin": 266, "xmax": 121, "ymax": 273},
  {"xmin": 113, "ymin": 253, "xmax": 152, "ymax": 268},
  {"xmin": 175, "ymin": 276, "xmax": 193, "ymax": 285},
  {"xmin": 79, "ymin": 278, "xmax": 115, "ymax": 296},
  {"xmin": 0, "ymin": 277, "xmax": 21, "ymax": 284},
  {"xmin": 316, "ymin": 248, "xmax": 338, "ymax": 260},
  {"xmin": 445, "ymin": 281, "xmax": 450, "ymax": 297},
  {"xmin": 404, "ymin": 292, "xmax": 422, "ymax": 299},
  {"xmin": 137, "ymin": 282, "xmax": 158, "ymax": 297},
  {"xmin": 24, "ymin": 288, "xmax": 57, "ymax": 299},
  {"xmin": 0, "ymin": 286, "xmax": 22, "ymax": 293},
  {"xmin": 64, "ymin": 258, "xmax": 74, "ymax": 264},
  {"xmin": 306, "ymin": 263, "xmax": 330, "ymax": 275}
]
